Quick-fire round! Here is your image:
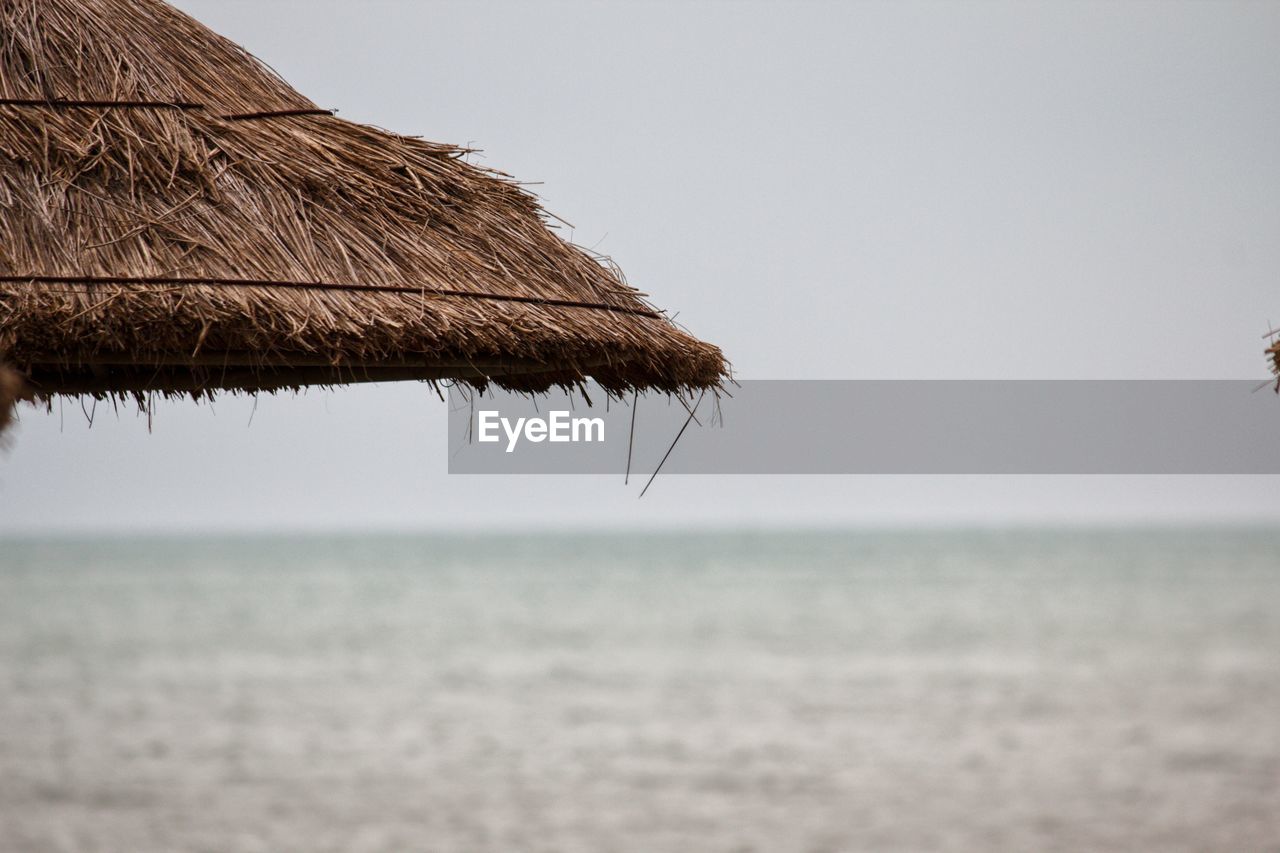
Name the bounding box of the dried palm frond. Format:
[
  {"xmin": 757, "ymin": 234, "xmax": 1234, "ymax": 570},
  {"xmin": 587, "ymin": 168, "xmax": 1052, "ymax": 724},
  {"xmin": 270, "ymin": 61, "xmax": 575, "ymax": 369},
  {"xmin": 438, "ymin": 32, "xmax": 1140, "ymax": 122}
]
[{"xmin": 0, "ymin": 0, "xmax": 726, "ymax": 407}]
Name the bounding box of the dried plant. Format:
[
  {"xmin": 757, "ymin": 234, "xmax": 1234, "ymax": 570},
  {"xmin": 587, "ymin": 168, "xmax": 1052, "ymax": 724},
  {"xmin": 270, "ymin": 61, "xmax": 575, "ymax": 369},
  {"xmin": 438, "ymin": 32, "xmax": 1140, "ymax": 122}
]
[{"xmin": 0, "ymin": 0, "xmax": 726, "ymax": 415}]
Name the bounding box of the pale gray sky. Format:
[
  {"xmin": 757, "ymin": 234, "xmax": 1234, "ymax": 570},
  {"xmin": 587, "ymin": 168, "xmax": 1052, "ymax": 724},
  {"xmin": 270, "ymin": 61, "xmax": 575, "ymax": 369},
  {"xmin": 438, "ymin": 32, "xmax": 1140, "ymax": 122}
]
[{"xmin": 3, "ymin": 0, "xmax": 1279, "ymax": 532}]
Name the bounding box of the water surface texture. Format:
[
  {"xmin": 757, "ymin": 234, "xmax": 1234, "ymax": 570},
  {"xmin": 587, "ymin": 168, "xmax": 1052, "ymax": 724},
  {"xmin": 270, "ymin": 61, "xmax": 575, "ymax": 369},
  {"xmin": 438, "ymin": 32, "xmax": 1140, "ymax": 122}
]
[{"xmin": 1, "ymin": 530, "xmax": 1278, "ymax": 852}]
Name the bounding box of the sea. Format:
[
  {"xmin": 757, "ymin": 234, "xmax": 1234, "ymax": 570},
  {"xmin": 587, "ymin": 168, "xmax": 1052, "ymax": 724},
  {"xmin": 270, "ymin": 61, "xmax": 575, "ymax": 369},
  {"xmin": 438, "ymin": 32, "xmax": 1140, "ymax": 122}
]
[{"xmin": 1, "ymin": 529, "xmax": 1277, "ymax": 852}]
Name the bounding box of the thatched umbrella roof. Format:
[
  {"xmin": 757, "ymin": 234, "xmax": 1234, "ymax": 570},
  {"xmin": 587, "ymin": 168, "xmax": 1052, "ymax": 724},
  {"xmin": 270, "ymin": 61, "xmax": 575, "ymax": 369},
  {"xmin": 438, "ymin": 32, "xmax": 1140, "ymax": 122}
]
[{"xmin": 0, "ymin": 0, "xmax": 725, "ymax": 419}]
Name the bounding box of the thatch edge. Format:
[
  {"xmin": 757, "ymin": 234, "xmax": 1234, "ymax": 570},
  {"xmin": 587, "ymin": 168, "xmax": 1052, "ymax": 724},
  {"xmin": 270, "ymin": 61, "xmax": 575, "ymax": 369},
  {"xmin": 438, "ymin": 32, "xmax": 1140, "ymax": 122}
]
[
  {"xmin": 11, "ymin": 361, "xmax": 730, "ymax": 430},
  {"xmin": 0, "ymin": 363, "xmax": 27, "ymax": 438}
]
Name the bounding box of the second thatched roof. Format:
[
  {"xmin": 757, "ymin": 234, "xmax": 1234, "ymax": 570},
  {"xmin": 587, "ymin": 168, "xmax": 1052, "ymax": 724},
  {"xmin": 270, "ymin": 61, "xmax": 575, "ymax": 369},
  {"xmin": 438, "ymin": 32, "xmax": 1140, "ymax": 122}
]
[{"xmin": 0, "ymin": 0, "xmax": 726, "ymax": 403}]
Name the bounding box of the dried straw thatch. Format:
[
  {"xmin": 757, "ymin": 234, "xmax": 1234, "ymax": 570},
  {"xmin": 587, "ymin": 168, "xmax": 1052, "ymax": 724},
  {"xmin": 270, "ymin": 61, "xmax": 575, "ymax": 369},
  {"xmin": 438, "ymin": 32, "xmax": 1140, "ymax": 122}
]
[
  {"xmin": 0, "ymin": 0, "xmax": 725, "ymax": 410},
  {"xmin": 0, "ymin": 363, "xmax": 24, "ymax": 435}
]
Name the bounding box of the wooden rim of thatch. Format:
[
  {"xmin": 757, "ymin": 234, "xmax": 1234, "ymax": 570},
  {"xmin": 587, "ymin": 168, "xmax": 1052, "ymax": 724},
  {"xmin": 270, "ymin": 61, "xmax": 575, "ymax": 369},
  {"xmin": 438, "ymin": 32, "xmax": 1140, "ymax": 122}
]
[{"xmin": 0, "ymin": 0, "xmax": 727, "ymax": 404}]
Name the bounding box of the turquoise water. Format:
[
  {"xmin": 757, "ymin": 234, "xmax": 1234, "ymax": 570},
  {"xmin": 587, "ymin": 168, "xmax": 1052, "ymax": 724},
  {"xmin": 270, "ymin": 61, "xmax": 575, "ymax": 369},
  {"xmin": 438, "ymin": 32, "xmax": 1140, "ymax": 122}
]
[{"xmin": 1, "ymin": 529, "xmax": 1278, "ymax": 852}]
